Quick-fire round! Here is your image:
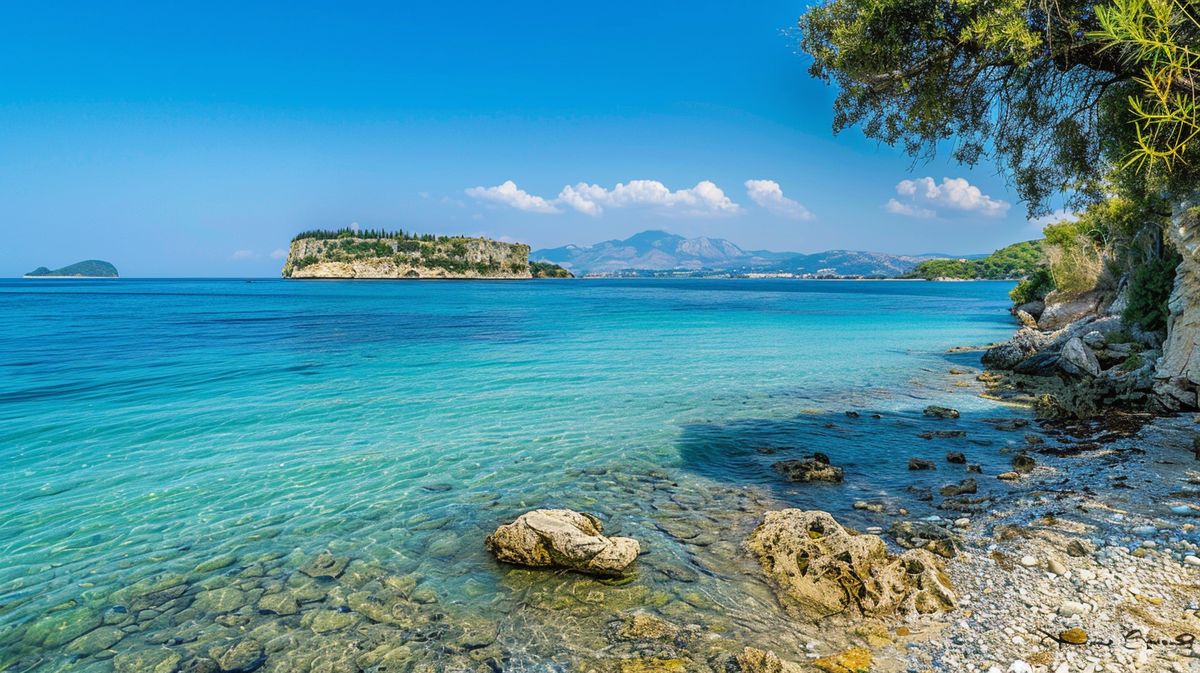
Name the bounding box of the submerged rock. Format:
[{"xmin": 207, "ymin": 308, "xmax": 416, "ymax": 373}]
[
  {"xmin": 813, "ymin": 647, "xmax": 873, "ymax": 673},
  {"xmin": 485, "ymin": 509, "xmax": 639, "ymax": 576},
  {"xmin": 1012, "ymin": 453, "xmax": 1036, "ymax": 474},
  {"xmin": 772, "ymin": 455, "xmax": 844, "ymax": 483},
  {"xmin": 745, "ymin": 509, "xmax": 955, "ymax": 621},
  {"xmin": 945, "ymin": 451, "xmax": 966, "ymax": 464},
  {"xmin": 908, "ymin": 458, "xmax": 936, "ymax": 471},
  {"xmin": 735, "ymin": 647, "xmax": 804, "ymax": 673},
  {"xmin": 923, "ymin": 405, "xmax": 960, "ymax": 419},
  {"xmin": 938, "ymin": 478, "xmax": 977, "ymax": 497},
  {"xmin": 299, "ymin": 551, "xmax": 349, "ymax": 580}
]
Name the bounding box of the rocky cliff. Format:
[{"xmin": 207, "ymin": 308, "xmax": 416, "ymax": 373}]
[
  {"xmin": 1155, "ymin": 199, "xmax": 1200, "ymax": 408},
  {"xmin": 283, "ymin": 234, "xmax": 532, "ymax": 279}
]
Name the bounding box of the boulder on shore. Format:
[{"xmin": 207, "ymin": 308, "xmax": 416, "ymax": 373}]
[
  {"xmin": 485, "ymin": 509, "xmax": 639, "ymax": 576},
  {"xmin": 745, "ymin": 509, "xmax": 956, "ymax": 621},
  {"xmin": 1038, "ymin": 291, "xmax": 1103, "ymax": 330},
  {"xmin": 1059, "ymin": 337, "xmax": 1101, "ymax": 378}
]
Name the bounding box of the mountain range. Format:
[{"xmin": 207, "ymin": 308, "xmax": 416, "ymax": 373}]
[{"xmin": 532, "ymin": 230, "xmax": 959, "ymax": 277}]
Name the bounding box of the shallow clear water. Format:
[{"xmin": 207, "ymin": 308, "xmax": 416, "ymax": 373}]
[{"xmin": 0, "ymin": 278, "xmax": 1028, "ymax": 672}]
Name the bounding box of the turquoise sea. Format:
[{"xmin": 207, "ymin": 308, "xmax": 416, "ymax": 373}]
[{"xmin": 0, "ymin": 278, "xmax": 1028, "ymax": 672}]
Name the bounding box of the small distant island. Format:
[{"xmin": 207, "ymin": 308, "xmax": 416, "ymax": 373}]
[
  {"xmin": 24, "ymin": 260, "xmax": 119, "ymax": 278},
  {"xmin": 282, "ymin": 228, "xmax": 571, "ymax": 279}
]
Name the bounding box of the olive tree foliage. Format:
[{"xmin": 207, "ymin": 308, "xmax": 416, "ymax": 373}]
[{"xmin": 799, "ymin": 0, "xmax": 1199, "ymax": 215}]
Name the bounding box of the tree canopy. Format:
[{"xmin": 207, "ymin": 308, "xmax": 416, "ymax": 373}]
[{"xmin": 800, "ymin": 0, "xmax": 1200, "ymax": 213}]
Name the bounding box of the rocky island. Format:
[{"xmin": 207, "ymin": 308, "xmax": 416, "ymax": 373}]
[
  {"xmin": 282, "ymin": 228, "xmax": 558, "ymax": 279},
  {"xmin": 24, "ymin": 260, "xmax": 118, "ymax": 278}
]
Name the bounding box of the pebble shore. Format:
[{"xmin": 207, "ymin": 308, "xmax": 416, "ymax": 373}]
[{"xmin": 903, "ymin": 413, "xmax": 1200, "ymax": 673}]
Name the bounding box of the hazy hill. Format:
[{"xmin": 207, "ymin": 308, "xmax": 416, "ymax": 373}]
[{"xmin": 533, "ymin": 230, "xmax": 950, "ymax": 277}]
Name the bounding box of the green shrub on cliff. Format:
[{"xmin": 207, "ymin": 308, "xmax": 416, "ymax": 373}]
[
  {"xmin": 1123, "ymin": 252, "xmax": 1181, "ymax": 332},
  {"xmin": 1009, "ymin": 268, "xmax": 1055, "ymax": 305}
]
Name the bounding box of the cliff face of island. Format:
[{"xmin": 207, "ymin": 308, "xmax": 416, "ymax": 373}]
[
  {"xmin": 24, "ymin": 260, "xmax": 118, "ymax": 278},
  {"xmin": 282, "ymin": 231, "xmax": 533, "ymax": 279}
]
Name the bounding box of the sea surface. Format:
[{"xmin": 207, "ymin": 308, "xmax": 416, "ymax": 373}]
[{"xmin": 0, "ymin": 278, "xmax": 1029, "ymax": 672}]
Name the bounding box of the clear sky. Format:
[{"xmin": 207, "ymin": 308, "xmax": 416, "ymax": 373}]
[{"xmin": 0, "ymin": 1, "xmax": 1056, "ymax": 277}]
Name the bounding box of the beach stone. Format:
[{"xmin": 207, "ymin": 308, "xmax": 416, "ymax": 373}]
[
  {"xmin": 772, "ymin": 457, "xmax": 844, "ymax": 483},
  {"xmin": 746, "ymin": 509, "xmax": 955, "ymax": 621},
  {"xmin": 485, "ymin": 509, "xmax": 639, "ymax": 576},
  {"xmin": 1046, "ymin": 558, "xmax": 1068, "ymax": 575},
  {"xmin": 924, "ymin": 405, "xmax": 960, "ymax": 419},
  {"xmin": 194, "ymin": 554, "xmax": 237, "ymax": 574},
  {"xmin": 735, "ymin": 647, "xmax": 801, "ymax": 673},
  {"xmin": 1066, "ymin": 539, "xmax": 1093, "ymax": 557},
  {"xmin": 908, "ymin": 458, "xmax": 937, "ymax": 471},
  {"xmin": 299, "ymin": 551, "xmax": 348, "ymax": 579},
  {"xmin": 939, "ymin": 478, "xmax": 978, "ymax": 497},
  {"xmin": 114, "ymin": 648, "xmax": 182, "ymax": 673},
  {"xmin": 1012, "ymin": 454, "xmax": 1036, "ymax": 474},
  {"xmin": 614, "ymin": 612, "xmax": 678, "ymax": 641},
  {"xmin": 178, "ymin": 657, "xmax": 219, "ymax": 673},
  {"xmin": 301, "ymin": 609, "xmax": 360, "ymax": 633},
  {"xmin": 193, "ymin": 587, "xmax": 245, "ymax": 614},
  {"xmin": 890, "ymin": 520, "xmax": 961, "ymax": 559},
  {"xmin": 1020, "ymin": 555, "xmax": 1038, "ymax": 567},
  {"xmin": 22, "ymin": 607, "xmax": 101, "ymax": 648},
  {"xmin": 813, "ymin": 648, "xmax": 872, "ymax": 673},
  {"xmin": 946, "ymin": 452, "xmax": 967, "ymax": 464},
  {"xmin": 210, "ymin": 638, "xmax": 265, "ymax": 672},
  {"xmin": 65, "ymin": 625, "xmax": 126, "ymax": 656},
  {"xmin": 257, "ymin": 592, "xmax": 298, "ymax": 616},
  {"xmin": 1058, "ymin": 600, "xmax": 1090, "ymax": 617},
  {"xmin": 1183, "ymin": 555, "xmax": 1200, "ymax": 566}
]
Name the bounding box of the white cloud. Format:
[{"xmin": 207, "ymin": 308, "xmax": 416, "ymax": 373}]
[
  {"xmin": 886, "ymin": 177, "xmax": 1010, "ymax": 218},
  {"xmin": 465, "ymin": 179, "xmax": 740, "ymax": 217},
  {"xmin": 464, "ymin": 180, "xmax": 561, "ymax": 214},
  {"xmin": 1027, "ymin": 209, "xmax": 1078, "ymax": 231},
  {"xmin": 270, "ymin": 249, "xmax": 288, "ymax": 260},
  {"xmin": 231, "ymin": 249, "xmax": 259, "ymax": 261},
  {"xmin": 744, "ymin": 179, "xmax": 814, "ymax": 220},
  {"xmin": 884, "ymin": 198, "xmax": 935, "ymax": 219}
]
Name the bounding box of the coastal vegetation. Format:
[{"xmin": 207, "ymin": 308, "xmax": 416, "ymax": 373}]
[{"xmin": 906, "ymin": 240, "xmax": 1043, "ymax": 281}]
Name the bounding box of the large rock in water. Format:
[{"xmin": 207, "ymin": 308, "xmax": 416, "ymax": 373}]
[
  {"xmin": 485, "ymin": 509, "xmax": 639, "ymax": 576},
  {"xmin": 1156, "ymin": 199, "xmax": 1200, "ymax": 408},
  {"xmin": 745, "ymin": 510, "xmax": 955, "ymax": 621}
]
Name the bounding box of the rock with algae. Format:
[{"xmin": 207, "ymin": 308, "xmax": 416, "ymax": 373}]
[
  {"xmin": 485, "ymin": 509, "xmax": 639, "ymax": 576},
  {"xmin": 746, "ymin": 509, "xmax": 956, "ymax": 622}
]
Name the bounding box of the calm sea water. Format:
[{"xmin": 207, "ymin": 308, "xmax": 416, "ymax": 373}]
[{"xmin": 0, "ymin": 278, "xmax": 1027, "ymax": 672}]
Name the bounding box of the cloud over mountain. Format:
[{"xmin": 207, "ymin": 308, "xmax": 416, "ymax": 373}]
[
  {"xmin": 466, "ymin": 179, "xmax": 740, "ymax": 217},
  {"xmin": 885, "ymin": 177, "xmax": 1010, "ymax": 218},
  {"xmin": 744, "ymin": 179, "xmax": 814, "ymax": 220}
]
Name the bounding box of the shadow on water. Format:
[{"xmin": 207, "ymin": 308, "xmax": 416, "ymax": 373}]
[{"xmin": 676, "ymin": 404, "xmax": 1039, "ymax": 529}]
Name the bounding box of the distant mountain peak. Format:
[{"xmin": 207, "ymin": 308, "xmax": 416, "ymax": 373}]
[{"xmin": 532, "ymin": 230, "xmax": 955, "ymax": 277}]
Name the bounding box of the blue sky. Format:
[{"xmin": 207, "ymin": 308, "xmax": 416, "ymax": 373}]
[{"xmin": 0, "ymin": 1, "xmax": 1053, "ymax": 277}]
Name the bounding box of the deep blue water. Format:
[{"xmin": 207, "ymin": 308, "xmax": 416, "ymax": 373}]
[{"xmin": 0, "ymin": 278, "xmax": 1027, "ymax": 671}]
